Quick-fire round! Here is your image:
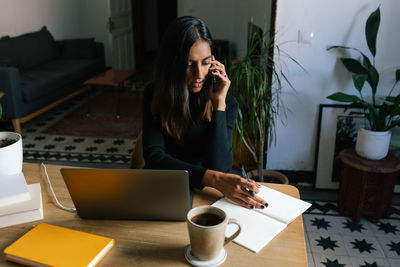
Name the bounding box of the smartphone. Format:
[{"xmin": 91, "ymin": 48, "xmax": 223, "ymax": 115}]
[{"xmin": 208, "ymin": 69, "xmax": 216, "ymax": 92}]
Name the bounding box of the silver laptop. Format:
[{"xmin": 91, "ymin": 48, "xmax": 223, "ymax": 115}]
[{"xmin": 60, "ymin": 168, "xmax": 191, "ymax": 221}]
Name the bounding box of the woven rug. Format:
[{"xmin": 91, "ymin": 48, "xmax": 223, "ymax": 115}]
[
  {"xmin": 43, "ymin": 89, "xmax": 142, "ymax": 138},
  {"xmin": 304, "ymin": 200, "xmax": 400, "ymax": 267},
  {"xmin": 4, "ymin": 83, "xmax": 146, "ymax": 167}
]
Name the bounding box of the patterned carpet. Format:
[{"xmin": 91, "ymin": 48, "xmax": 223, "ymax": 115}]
[
  {"xmin": 43, "ymin": 89, "xmax": 141, "ymax": 138},
  {"xmin": 304, "ymin": 200, "xmax": 400, "ymax": 267},
  {"xmin": 0, "ymin": 81, "xmax": 146, "ymax": 168}
]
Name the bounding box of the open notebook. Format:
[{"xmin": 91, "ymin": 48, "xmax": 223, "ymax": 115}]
[{"xmin": 212, "ymin": 185, "xmax": 311, "ymax": 253}]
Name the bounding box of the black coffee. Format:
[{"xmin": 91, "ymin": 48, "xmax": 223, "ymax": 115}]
[{"xmin": 191, "ymin": 213, "xmax": 224, "ymax": 226}]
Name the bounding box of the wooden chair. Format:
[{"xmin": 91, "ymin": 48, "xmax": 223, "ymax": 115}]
[{"xmin": 129, "ymin": 131, "xmax": 145, "ymax": 169}]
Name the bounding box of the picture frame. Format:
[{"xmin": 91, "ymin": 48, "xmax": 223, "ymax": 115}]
[
  {"xmin": 314, "ymin": 104, "xmax": 366, "ymax": 189},
  {"xmin": 314, "ymin": 104, "xmax": 400, "ymax": 190}
]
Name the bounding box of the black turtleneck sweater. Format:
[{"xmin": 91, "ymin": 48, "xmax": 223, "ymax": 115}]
[{"xmin": 142, "ymin": 85, "xmax": 238, "ymax": 189}]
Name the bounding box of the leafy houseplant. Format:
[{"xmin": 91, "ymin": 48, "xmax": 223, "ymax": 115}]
[
  {"xmin": 227, "ymin": 22, "xmax": 299, "ymax": 182},
  {"xmin": 0, "ymin": 92, "xmax": 14, "ymax": 148},
  {"xmin": 327, "ymin": 7, "xmax": 400, "ymax": 159},
  {"xmin": 0, "ymin": 92, "xmax": 15, "ymax": 148}
]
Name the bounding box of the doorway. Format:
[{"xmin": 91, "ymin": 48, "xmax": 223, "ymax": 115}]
[
  {"xmin": 132, "ymin": 0, "xmax": 177, "ymax": 74},
  {"xmin": 108, "ymin": 0, "xmax": 135, "ymax": 70}
]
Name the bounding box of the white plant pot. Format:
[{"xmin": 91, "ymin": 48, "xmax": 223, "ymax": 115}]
[
  {"xmin": 355, "ymin": 128, "xmax": 391, "ymax": 160},
  {"xmin": 0, "ymin": 132, "xmax": 23, "ymax": 176}
]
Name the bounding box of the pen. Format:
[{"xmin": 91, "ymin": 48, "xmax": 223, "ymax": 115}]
[{"xmin": 240, "ymin": 164, "xmax": 255, "ymax": 197}]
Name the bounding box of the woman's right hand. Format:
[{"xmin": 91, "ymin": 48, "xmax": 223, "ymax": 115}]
[
  {"xmin": 209, "ymin": 56, "xmax": 231, "ymax": 111},
  {"xmin": 202, "ymin": 169, "xmax": 268, "ymax": 209}
]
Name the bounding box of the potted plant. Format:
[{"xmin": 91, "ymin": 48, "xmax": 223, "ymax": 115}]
[
  {"xmin": 327, "ymin": 7, "xmax": 400, "ymax": 160},
  {"xmin": 0, "ymin": 92, "xmax": 23, "ymax": 176},
  {"xmin": 227, "ymin": 23, "xmax": 300, "ymax": 182}
]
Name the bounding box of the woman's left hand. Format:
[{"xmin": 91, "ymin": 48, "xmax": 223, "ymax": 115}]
[{"xmin": 209, "ymin": 56, "xmax": 231, "ymax": 111}]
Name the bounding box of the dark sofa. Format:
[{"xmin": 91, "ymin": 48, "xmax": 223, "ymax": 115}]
[{"xmin": 0, "ymin": 26, "xmax": 106, "ymax": 132}]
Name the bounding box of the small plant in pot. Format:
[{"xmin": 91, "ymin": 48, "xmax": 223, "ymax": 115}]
[
  {"xmin": 0, "ymin": 136, "xmax": 16, "ymax": 148},
  {"xmin": 227, "ymin": 22, "xmax": 301, "ymax": 182},
  {"xmin": 327, "ymin": 6, "xmax": 400, "ymax": 160},
  {"xmin": 0, "ymin": 92, "xmax": 16, "ymax": 147},
  {"xmin": 0, "ymin": 92, "xmax": 23, "ymax": 176}
]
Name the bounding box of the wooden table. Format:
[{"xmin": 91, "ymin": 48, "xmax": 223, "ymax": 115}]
[
  {"xmin": 338, "ymin": 148, "xmax": 400, "ymax": 222},
  {"xmin": 0, "ymin": 163, "xmax": 308, "ymax": 266},
  {"xmin": 84, "ymin": 69, "xmax": 135, "ymax": 118}
]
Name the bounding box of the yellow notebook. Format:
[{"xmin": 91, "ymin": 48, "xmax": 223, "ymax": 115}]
[{"xmin": 4, "ymin": 223, "xmax": 114, "ymax": 267}]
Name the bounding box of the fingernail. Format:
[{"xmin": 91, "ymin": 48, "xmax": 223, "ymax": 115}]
[
  {"xmin": 264, "ymin": 203, "xmax": 268, "ymax": 207},
  {"xmin": 257, "ymin": 184, "xmax": 261, "ymax": 187},
  {"xmin": 250, "ymin": 190, "xmax": 254, "ymax": 195},
  {"xmin": 250, "ymin": 205, "xmax": 254, "ymax": 209},
  {"xmin": 261, "ymin": 205, "xmax": 265, "ymax": 209}
]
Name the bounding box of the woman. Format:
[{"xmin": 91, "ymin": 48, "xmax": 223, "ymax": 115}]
[{"xmin": 142, "ymin": 16, "xmax": 266, "ymax": 209}]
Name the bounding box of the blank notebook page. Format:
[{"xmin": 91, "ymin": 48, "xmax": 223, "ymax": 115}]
[
  {"xmin": 255, "ymin": 185, "xmax": 311, "ymax": 224},
  {"xmin": 213, "ymin": 198, "xmax": 287, "ymax": 253}
]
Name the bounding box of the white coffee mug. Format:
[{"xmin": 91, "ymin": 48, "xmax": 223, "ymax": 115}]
[
  {"xmin": 0, "ymin": 132, "xmax": 23, "ymax": 176},
  {"xmin": 187, "ymin": 205, "xmax": 241, "ymax": 261}
]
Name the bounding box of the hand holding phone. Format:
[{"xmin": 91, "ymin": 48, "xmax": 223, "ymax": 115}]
[
  {"xmin": 209, "ymin": 69, "xmax": 216, "ymax": 92},
  {"xmin": 209, "ymin": 56, "xmax": 231, "ymax": 111}
]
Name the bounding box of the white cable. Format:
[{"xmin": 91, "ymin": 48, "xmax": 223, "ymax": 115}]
[{"xmin": 41, "ymin": 163, "xmax": 76, "ymax": 212}]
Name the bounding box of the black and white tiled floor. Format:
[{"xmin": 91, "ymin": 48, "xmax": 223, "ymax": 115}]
[
  {"xmin": 304, "ymin": 200, "xmax": 400, "ymax": 267},
  {"xmin": 23, "ymin": 132, "xmax": 135, "ymax": 165}
]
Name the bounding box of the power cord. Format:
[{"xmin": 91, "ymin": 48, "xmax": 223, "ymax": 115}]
[{"xmin": 41, "ymin": 163, "xmax": 76, "ymax": 212}]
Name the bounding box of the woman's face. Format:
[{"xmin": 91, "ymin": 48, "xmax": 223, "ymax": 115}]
[{"xmin": 186, "ymin": 39, "xmax": 212, "ymax": 93}]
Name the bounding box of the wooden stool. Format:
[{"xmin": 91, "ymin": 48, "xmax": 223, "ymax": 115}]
[{"xmin": 338, "ymin": 148, "xmax": 400, "ymax": 222}]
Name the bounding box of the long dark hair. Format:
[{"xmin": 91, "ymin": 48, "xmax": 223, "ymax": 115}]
[{"xmin": 151, "ymin": 16, "xmax": 213, "ymax": 141}]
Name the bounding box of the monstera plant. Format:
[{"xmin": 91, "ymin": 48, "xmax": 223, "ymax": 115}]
[{"xmin": 327, "ymin": 6, "xmax": 400, "ymax": 160}]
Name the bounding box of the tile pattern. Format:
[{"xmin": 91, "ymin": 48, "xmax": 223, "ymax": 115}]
[{"xmin": 304, "ymin": 200, "xmax": 400, "ymax": 267}]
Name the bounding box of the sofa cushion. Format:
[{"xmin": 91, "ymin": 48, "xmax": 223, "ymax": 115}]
[
  {"xmin": 0, "ymin": 37, "xmax": 9, "ymax": 65},
  {"xmin": 0, "ymin": 26, "xmax": 59, "ymax": 69},
  {"xmin": 0, "ymin": 60, "xmax": 9, "ymax": 67},
  {"xmin": 61, "ymin": 38, "xmax": 96, "ymax": 59},
  {"xmin": 20, "ymin": 59, "xmax": 102, "ymax": 102}
]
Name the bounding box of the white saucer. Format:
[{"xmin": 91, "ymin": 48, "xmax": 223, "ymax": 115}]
[{"xmin": 184, "ymin": 245, "xmax": 227, "ymax": 267}]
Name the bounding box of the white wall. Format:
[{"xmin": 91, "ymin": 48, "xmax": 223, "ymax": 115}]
[
  {"xmin": 178, "ymin": 0, "xmax": 272, "ymax": 59},
  {"xmin": 0, "ymin": 0, "xmax": 112, "ymax": 66},
  {"xmin": 266, "ymin": 0, "xmax": 400, "ymax": 171},
  {"xmin": 0, "ymin": 0, "xmax": 81, "ymax": 39},
  {"xmin": 78, "ymin": 0, "xmax": 111, "ymax": 65}
]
